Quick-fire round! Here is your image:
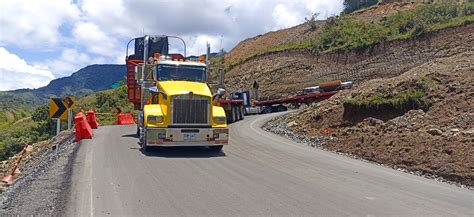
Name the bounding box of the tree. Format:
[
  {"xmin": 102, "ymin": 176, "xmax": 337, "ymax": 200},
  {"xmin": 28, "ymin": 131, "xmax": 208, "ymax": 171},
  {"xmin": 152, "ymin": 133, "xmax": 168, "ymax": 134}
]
[
  {"xmin": 305, "ymin": 12, "xmax": 320, "ymax": 32},
  {"xmin": 32, "ymin": 104, "xmax": 49, "ymax": 122},
  {"xmin": 342, "ymin": 0, "xmax": 378, "ymax": 15}
]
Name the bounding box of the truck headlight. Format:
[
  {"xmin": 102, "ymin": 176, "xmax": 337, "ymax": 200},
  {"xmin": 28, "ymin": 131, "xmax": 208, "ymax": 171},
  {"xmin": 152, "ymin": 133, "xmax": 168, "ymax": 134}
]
[
  {"xmin": 213, "ymin": 116, "xmax": 226, "ymax": 124},
  {"xmin": 156, "ymin": 129, "xmax": 166, "ymax": 139},
  {"xmin": 213, "ymin": 128, "xmax": 228, "ymax": 139},
  {"xmin": 147, "ymin": 115, "xmax": 163, "ymax": 123}
]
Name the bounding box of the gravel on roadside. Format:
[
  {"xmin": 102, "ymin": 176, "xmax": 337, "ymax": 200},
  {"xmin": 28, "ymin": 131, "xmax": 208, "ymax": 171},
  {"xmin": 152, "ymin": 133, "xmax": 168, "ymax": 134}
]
[{"xmin": 0, "ymin": 130, "xmax": 79, "ymax": 215}]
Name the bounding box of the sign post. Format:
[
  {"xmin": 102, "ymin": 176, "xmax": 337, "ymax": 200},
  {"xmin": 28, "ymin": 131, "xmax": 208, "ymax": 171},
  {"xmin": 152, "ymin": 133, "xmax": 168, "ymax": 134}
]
[
  {"xmin": 49, "ymin": 96, "xmax": 75, "ymax": 153},
  {"xmin": 56, "ymin": 119, "xmax": 60, "ymax": 135},
  {"xmin": 67, "ymin": 109, "xmax": 72, "ymax": 129}
]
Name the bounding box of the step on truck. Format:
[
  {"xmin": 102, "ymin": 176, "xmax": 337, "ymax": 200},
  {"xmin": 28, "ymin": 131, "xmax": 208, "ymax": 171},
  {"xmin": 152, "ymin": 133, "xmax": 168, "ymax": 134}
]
[{"xmin": 126, "ymin": 35, "xmax": 229, "ymax": 152}]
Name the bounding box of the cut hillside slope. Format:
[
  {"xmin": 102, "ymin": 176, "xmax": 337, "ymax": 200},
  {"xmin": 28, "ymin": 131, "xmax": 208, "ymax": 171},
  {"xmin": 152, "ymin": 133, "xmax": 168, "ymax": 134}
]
[
  {"xmin": 225, "ymin": 24, "xmax": 473, "ymax": 98},
  {"xmin": 224, "ymin": 1, "xmax": 430, "ymax": 70},
  {"xmin": 268, "ymin": 50, "xmax": 473, "ymax": 186},
  {"xmin": 222, "ymin": 2, "xmax": 473, "ymax": 98},
  {"xmin": 224, "ymin": 21, "xmax": 325, "ymax": 67}
]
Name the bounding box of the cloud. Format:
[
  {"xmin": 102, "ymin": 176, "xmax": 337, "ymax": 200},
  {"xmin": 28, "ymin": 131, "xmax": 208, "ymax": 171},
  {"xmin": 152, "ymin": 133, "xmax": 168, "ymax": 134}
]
[
  {"xmin": 72, "ymin": 21, "xmax": 121, "ymax": 58},
  {"xmin": 273, "ymin": 4, "xmax": 301, "ymax": 30},
  {"xmin": 0, "ymin": 47, "xmax": 55, "ymax": 91},
  {"xmin": 77, "ymin": 0, "xmax": 344, "ymax": 54},
  {"xmin": 1, "ymin": 0, "xmax": 344, "ymax": 91},
  {"xmin": 305, "ymin": 0, "xmax": 344, "ymax": 18},
  {"xmin": 39, "ymin": 48, "xmax": 101, "ymax": 78},
  {"xmin": 0, "ymin": 0, "xmax": 80, "ymax": 49}
]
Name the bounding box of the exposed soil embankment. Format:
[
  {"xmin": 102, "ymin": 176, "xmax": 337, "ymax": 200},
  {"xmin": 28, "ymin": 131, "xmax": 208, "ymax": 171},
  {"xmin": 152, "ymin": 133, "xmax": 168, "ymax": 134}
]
[
  {"xmin": 0, "ymin": 131, "xmax": 78, "ymax": 215},
  {"xmin": 225, "ymin": 24, "xmax": 474, "ymax": 99},
  {"xmin": 265, "ymin": 51, "xmax": 474, "ymax": 186}
]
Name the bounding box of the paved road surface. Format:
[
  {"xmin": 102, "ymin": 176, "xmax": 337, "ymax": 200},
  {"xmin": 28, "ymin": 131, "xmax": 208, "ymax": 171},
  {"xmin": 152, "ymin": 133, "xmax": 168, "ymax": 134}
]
[{"xmin": 66, "ymin": 113, "xmax": 473, "ymax": 216}]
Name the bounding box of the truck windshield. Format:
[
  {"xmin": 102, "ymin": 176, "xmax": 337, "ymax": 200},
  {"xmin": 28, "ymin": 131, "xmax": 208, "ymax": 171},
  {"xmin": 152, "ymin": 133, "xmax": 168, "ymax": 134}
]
[{"xmin": 157, "ymin": 64, "xmax": 206, "ymax": 82}]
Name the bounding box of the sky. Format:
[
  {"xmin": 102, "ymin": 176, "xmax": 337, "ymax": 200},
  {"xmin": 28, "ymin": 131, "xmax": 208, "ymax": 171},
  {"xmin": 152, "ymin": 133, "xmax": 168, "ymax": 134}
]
[{"xmin": 0, "ymin": 0, "xmax": 343, "ymax": 91}]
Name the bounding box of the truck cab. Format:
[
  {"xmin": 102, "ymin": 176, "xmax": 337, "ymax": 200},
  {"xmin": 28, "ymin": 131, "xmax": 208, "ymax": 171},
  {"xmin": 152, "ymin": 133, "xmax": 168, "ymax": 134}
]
[{"xmin": 126, "ymin": 35, "xmax": 228, "ymax": 152}]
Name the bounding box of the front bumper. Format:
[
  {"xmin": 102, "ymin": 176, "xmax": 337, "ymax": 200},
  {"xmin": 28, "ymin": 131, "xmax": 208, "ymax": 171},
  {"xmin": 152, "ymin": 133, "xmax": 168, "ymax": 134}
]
[{"xmin": 145, "ymin": 127, "xmax": 228, "ymax": 147}]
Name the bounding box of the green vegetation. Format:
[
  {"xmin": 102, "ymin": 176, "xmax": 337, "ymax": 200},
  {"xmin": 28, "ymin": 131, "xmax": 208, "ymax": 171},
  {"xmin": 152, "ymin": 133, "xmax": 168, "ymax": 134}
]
[
  {"xmin": 77, "ymin": 81, "xmax": 134, "ymax": 125},
  {"xmin": 383, "ymin": 2, "xmax": 474, "ymax": 39},
  {"xmin": 315, "ymin": 16, "xmax": 388, "ymax": 52},
  {"xmin": 225, "ymin": 40, "xmax": 311, "ymax": 71},
  {"xmin": 347, "ymin": 90, "xmax": 427, "ymax": 109},
  {"xmin": 314, "ymin": 2, "xmax": 473, "ymax": 53},
  {"xmin": 226, "ymin": 2, "xmax": 474, "ymax": 70},
  {"xmin": 342, "ymin": 0, "xmax": 379, "ymax": 15},
  {"xmin": 0, "ymin": 81, "xmax": 133, "ymax": 161},
  {"xmin": 0, "ymin": 104, "xmax": 56, "ymax": 161},
  {"xmin": 346, "ymin": 76, "xmax": 443, "ymax": 111}
]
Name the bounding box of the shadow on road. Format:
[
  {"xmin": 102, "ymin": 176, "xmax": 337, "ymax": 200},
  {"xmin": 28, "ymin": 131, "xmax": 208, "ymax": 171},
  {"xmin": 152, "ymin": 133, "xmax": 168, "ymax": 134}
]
[
  {"xmin": 137, "ymin": 146, "xmax": 227, "ymax": 158},
  {"xmin": 122, "ymin": 133, "xmax": 138, "ymax": 138}
]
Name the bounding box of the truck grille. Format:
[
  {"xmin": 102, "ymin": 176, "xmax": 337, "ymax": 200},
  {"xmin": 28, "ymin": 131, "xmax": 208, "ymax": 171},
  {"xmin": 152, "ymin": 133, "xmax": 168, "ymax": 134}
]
[{"xmin": 172, "ymin": 94, "xmax": 209, "ymax": 124}]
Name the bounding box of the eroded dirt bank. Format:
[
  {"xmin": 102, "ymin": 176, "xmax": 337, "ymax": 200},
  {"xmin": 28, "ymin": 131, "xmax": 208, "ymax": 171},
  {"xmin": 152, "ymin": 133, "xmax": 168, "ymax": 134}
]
[
  {"xmin": 264, "ymin": 51, "xmax": 473, "ymax": 187},
  {"xmin": 225, "ymin": 24, "xmax": 474, "ymax": 99}
]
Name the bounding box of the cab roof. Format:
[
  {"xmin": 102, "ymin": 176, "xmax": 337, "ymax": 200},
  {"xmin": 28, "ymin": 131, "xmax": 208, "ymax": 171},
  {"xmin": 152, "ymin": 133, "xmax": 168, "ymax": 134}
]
[{"xmin": 157, "ymin": 60, "xmax": 206, "ymax": 67}]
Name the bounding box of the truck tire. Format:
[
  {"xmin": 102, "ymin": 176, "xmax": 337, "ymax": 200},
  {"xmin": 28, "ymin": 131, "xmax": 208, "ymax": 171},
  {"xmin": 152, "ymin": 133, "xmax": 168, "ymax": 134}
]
[
  {"xmin": 237, "ymin": 106, "xmax": 244, "ymax": 121},
  {"xmin": 209, "ymin": 145, "xmax": 223, "ymax": 152},
  {"xmin": 232, "ymin": 106, "xmax": 238, "ymax": 122},
  {"xmin": 236, "ymin": 106, "xmax": 241, "ymax": 121},
  {"xmin": 226, "ymin": 110, "xmax": 232, "ymax": 123},
  {"xmin": 140, "ymin": 134, "xmax": 149, "ymax": 152},
  {"xmin": 141, "ymin": 144, "xmax": 149, "ymax": 152},
  {"xmin": 263, "ymin": 106, "xmax": 273, "ymax": 114},
  {"xmin": 276, "ymin": 105, "xmax": 287, "ymax": 112}
]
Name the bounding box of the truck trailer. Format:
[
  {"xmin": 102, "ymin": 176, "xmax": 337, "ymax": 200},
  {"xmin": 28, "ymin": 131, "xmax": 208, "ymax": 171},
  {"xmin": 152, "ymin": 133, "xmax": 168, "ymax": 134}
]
[{"xmin": 229, "ymin": 80, "xmax": 353, "ymax": 115}]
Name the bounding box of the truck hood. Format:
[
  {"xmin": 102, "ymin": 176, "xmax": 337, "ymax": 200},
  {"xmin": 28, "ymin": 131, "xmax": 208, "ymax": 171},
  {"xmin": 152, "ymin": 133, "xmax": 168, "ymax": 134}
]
[{"xmin": 158, "ymin": 81, "xmax": 212, "ymax": 97}]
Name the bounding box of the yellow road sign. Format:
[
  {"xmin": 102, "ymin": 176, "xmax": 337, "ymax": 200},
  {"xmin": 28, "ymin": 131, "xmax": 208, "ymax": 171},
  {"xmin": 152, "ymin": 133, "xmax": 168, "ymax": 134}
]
[
  {"xmin": 63, "ymin": 96, "xmax": 75, "ymax": 109},
  {"xmin": 49, "ymin": 96, "xmax": 75, "ymax": 120}
]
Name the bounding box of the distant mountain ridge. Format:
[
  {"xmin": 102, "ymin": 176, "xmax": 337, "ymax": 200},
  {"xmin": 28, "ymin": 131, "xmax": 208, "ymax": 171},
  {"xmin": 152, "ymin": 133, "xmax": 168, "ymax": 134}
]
[{"xmin": 1, "ymin": 64, "xmax": 125, "ymax": 105}]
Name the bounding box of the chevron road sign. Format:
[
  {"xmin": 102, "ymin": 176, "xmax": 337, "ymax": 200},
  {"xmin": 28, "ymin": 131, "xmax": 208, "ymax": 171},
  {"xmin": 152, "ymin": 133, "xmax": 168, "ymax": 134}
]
[
  {"xmin": 63, "ymin": 96, "xmax": 75, "ymax": 109},
  {"xmin": 49, "ymin": 96, "xmax": 75, "ymax": 120}
]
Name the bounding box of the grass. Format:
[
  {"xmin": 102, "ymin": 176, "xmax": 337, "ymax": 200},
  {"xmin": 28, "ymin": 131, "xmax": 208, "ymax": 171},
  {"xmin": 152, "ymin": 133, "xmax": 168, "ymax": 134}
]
[
  {"xmin": 346, "ymin": 90, "xmax": 429, "ymax": 111},
  {"xmin": 225, "ymin": 2, "xmax": 474, "ymax": 70},
  {"xmin": 225, "ymin": 40, "xmax": 311, "ymax": 70}
]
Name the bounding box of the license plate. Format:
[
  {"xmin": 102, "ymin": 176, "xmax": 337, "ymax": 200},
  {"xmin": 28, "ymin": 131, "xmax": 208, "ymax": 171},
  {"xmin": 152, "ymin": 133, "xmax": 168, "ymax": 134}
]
[{"xmin": 183, "ymin": 133, "xmax": 197, "ymax": 141}]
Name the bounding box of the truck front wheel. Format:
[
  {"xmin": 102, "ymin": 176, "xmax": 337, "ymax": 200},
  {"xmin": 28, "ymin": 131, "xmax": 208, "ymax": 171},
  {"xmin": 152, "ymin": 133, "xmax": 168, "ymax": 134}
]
[
  {"xmin": 209, "ymin": 145, "xmax": 223, "ymax": 152},
  {"xmin": 140, "ymin": 133, "xmax": 148, "ymax": 152},
  {"xmin": 141, "ymin": 142, "xmax": 149, "ymax": 152}
]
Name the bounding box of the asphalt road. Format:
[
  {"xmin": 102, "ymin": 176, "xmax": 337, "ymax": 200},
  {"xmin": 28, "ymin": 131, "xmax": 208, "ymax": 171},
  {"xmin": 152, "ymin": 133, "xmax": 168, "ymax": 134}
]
[{"xmin": 66, "ymin": 113, "xmax": 473, "ymax": 217}]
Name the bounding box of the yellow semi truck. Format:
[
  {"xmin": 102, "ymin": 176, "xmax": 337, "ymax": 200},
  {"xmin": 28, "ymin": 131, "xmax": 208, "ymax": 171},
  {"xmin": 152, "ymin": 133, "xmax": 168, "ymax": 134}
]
[{"xmin": 126, "ymin": 35, "xmax": 228, "ymax": 152}]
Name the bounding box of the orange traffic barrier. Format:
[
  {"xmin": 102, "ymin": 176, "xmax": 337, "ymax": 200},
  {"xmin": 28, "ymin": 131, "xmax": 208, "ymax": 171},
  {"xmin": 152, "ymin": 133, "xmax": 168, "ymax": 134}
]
[
  {"xmin": 75, "ymin": 112, "xmax": 93, "ymax": 141},
  {"xmin": 2, "ymin": 144, "xmax": 29, "ymax": 185},
  {"xmin": 117, "ymin": 113, "xmax": 135, "ymax": 125},
  {"xmin": 86, "ymin": 109, "xmax": 99, "ymax": 129}
]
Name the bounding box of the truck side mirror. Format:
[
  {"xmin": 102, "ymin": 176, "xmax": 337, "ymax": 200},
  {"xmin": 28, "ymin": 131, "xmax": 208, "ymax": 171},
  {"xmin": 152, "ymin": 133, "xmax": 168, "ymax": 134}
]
[
  {"xmin": 213, "ymin": 88, "xmax": 226, "ymax": 102},
  {"xmin": 148, "ymin": 87, "xmax": 159, "ymax": 93},
  {"xmin": 217, "ymin": 88, "xmax": 226, "ymax": 96}
]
